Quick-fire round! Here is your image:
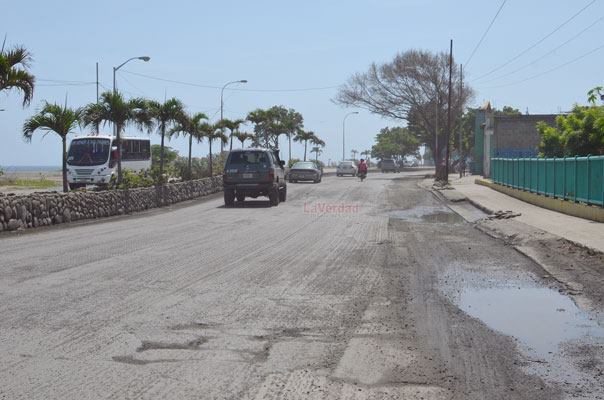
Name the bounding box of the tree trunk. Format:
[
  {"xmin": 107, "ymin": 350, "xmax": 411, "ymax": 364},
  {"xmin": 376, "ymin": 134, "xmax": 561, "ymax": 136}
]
[
  {"xmin": 288, "ymin": 133, "xmax": 292, "ymax": 162},
  {"xmin": 304, "ymin": 141, "xmax": 307, "ymax": 161},
  {"xmin": 188, "ymin": 134, "xmax": 193, "ymax": 180},
  {"xmin": 62, "ymin": 137, "xmax": 68, "ymax": 193},
  {"xmin": 208, "ymin": 139, "xmax": 213, "ymax": 176},
  {"xmin": 159, "ymin": 128, "xmax": 166, "ymax": 183}
]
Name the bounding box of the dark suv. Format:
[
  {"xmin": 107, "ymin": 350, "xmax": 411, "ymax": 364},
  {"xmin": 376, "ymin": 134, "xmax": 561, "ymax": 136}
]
[{"xmin": 222, "ymin": 148, "xmax": 287, "ymax": 207}]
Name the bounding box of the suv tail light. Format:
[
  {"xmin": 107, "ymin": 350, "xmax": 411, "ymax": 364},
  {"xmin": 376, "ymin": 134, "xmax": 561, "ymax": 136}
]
[
  {"xmin": 268, "ymin": 168, "xmax": 275, "ymax": 182},
  {"xmin": 222, "ymin": 172, "xmax": 228, "ymax": 184}
]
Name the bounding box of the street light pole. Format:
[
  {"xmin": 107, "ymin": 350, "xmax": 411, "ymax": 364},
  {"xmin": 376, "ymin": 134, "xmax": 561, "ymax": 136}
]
[
  {"xmin": 112, "ymin": 56, "xmax": 150, "ymax": 184},
  {"xmin": 342, "ymin": 112, "xmax": 358, "ymax": 161},
  {"xmin": 220, "ymin": 79, "xmax": 247, "ymax": 151}
]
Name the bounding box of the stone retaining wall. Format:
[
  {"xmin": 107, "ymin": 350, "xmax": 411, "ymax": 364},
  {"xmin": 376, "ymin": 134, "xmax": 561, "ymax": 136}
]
[{"xmin": 0, "ymin": 176, "xmax": 223, "ymax": 232}]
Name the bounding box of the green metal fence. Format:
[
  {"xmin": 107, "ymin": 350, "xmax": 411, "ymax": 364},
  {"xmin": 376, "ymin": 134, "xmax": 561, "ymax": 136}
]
[{"xmin": 491, "ymin": 156, "xmax": 604, "ymax": 207}]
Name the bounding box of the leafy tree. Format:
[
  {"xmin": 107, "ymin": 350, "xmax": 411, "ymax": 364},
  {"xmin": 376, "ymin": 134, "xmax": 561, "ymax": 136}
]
[
  {"xmin": 147, "ymin": 98, "xmax": 185, "ymax": 183},
  {"xmin": 335, "ymin": 49, "xmax": 473, "ymax": 180},
  {"xmin": 81, "ymin": 91, "xmax": 152, "ymax": 184},
  {"xmin": 171, "ymin": 112, "xmax": 208, "ymax": 180},
  {"xmin": 0, "ymin": 42, "xmax": 35, "ymax": 107},
  {"xmin": 537, "ymin": 104, "xmax": 604, "ymax": 157},
  {"xmin": 23, "ymin": 102, "xmax": 82, "ymax": 192},
  {"xmin": 371, "ymin": 127, "xmax": 420, "ymax": 161},
  {"xmin": 497, "ymin": 106, "xmax": 522, "ymax": 116}
]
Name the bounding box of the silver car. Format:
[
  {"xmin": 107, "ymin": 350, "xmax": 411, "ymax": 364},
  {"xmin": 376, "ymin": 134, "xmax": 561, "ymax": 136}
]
[{"xmin": 336, "ymin": 161, "xmax": 357, "ymax": 177}]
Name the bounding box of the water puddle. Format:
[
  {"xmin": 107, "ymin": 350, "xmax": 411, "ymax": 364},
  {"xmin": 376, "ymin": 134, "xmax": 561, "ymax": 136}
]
[
  {"xmin": 389, "ymin": 205, "xmax": 462, "ymax": 224},
  {"xmin": 458, "ymin": 285, "xmax": 604, "ymax": 359}
]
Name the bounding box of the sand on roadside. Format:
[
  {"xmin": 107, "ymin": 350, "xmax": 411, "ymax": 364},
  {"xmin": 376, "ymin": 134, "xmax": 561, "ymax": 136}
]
[{"xmin": 0, "ymin": 170, "xmax": 64, "ymax": 195}]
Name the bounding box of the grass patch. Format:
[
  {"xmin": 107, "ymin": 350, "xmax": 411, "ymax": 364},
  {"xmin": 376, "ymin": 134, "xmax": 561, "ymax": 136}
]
[{"xmin": 0, "ymin": 178, "xmax": 58, "ymax": 189}]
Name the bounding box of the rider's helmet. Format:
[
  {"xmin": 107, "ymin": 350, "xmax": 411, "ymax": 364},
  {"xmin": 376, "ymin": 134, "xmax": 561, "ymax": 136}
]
[{"xmin": 360, "ymin": 158, "xmax": 364, "ymax": 162}]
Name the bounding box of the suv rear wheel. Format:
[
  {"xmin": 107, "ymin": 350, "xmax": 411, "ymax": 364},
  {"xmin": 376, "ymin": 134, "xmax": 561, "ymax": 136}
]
[
  {"xmin": 279, "ymin": 186, "xmax": 287, "ymax": 202},
  {"xmin": 224, "ymin": 189, "xmax": 235, "ymax": 207},
  {"xmin": 269, "ymin": 187, "xmax": 280, "ymax": 206}
]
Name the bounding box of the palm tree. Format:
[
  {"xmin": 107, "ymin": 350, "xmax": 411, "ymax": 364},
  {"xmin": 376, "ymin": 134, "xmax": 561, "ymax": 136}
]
[
  {"xmin": 351, "ymin": 149, "xmax": 358, "ymax": 160},
  {"xmin": 204, "ymin": 124, "xmax": 228, "ymax": 176},
  {"xmin": 310, "ymin": 134, "xmax": 325, "ymax": 149},
  {"xmin": 217, "ymin": 118, "xmax": 245, "ymax": 151},
  {"xmin": 310, "ymin": 146, "xmax": 322, "ymax": 162},
  {"xmin": 293, "ymin": 130, "xmax": 315, "ymax": 161},
  {"xmin": 81, "ymin": 91, "xmax": 152, "ymax": 184},
  {"xmin": 23, "ymin": 102, "xmax": 82, "ymax": 192},
  {"xmin": 170, "ymin": 112, "xmax": 208, "ymax": 180},
  {"xmin": 147, "ymin": 98, "xmax": 185, "ymax": 183},
  {"xmin": 234, "ymin": 131, "xmax": 254, "ymax": 148},
  {"xmin": 0, "ymin": 43, "xmax": 35, "ymax": 107}
]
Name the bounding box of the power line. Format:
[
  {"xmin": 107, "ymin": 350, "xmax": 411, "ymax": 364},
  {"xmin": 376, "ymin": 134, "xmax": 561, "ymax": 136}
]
[
  {"xmin": 481, "ymin": 14, "xmax": 604, "ymax": 83},
  {"xmin": 121, "ymin": 69, "xmax": 342, "ymax": 92},
  {"xmin": 464, "ymin": 0, "xmax": 508, "ymax": 68},
  {"xmin": 471, "ymin": 0, "xmax": 597, "ymax": 82},
  {"xmin": 477, "ymin": 42, "xmax": 604, "ymax": 89}
]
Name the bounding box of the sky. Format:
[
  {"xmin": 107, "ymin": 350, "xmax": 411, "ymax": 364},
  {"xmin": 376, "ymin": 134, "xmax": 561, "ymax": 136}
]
[{"xmin": 2, "ymin": 0, "xmax": 604, "ymax": 167}]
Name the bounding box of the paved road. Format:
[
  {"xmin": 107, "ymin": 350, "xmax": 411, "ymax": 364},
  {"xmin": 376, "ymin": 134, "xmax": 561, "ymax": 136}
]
[{"xmin": 0, "ymin": 172, "xmax": 600, "ymax": 399}]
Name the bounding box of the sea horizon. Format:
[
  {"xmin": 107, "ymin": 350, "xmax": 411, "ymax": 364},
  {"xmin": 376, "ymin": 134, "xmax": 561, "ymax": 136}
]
[{"xmin": 1, "ymin": 165, "xmax": 62, "ymax": 172}]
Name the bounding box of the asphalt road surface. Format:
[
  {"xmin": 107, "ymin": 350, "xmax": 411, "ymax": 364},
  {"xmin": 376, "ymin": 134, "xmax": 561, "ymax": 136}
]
[{"xmin": 1, "ymin": 172, "xmax": 602, "ymax": 399}]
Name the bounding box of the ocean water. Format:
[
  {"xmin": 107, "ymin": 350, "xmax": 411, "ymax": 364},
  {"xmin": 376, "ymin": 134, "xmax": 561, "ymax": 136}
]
[{"xmin": 1, "ymin": 166, "xmax": 62, "ymax": 173}]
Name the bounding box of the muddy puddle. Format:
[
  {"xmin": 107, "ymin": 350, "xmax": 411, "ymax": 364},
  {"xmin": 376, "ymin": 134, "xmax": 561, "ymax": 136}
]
[
  {"xmin": 457, "ymin": 285, "xmax": 604, "ymax": 359},
  {"xmin": 389, "ymin": 205, "xmax": 463, "ymax": 224}
]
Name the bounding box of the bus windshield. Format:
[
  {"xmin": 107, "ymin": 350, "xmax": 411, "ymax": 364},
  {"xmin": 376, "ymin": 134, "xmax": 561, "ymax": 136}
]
[{"xmin": 67, "ymin": 138, "xmax": 111, "ymax": 166}]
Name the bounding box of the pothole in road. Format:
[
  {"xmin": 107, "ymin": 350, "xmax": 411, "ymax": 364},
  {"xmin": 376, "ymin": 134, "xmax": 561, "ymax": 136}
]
[
  {"xmin": 456, "ymin": 284, "xmax": 604, "ymax": 360},
  {"xmin": 388, "ymin": 205, "xmax": 463, "ymax": 224}
]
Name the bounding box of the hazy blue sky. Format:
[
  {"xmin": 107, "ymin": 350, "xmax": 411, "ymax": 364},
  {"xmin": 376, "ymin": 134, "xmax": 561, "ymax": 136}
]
[{"xmin": 2, "ymin": 0, "xmax": 603, "ymax": 166}]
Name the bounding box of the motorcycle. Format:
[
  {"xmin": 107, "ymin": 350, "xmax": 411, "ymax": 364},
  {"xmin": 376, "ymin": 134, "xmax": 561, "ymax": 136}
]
[{"xmin": 358, "ymin": 171, "xmax": 367, "ymax": 182}]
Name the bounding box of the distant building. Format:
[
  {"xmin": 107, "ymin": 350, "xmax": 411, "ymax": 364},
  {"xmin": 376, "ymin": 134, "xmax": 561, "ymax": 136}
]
[{"xmin": 472, "ymin": 101, "xmax": 557, "ymax": 177}]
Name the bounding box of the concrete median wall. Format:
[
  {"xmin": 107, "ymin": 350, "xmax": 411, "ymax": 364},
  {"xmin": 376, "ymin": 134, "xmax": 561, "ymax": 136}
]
[{"xmin": 0, "ymin": 176, "xmax": 223, "ymax": 232}]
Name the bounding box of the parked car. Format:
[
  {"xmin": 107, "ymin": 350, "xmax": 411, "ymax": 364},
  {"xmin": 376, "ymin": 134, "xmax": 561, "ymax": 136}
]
[
  {"xmin": 288, "ymin": 161, "xmax": 322, "ymax": 183},
  {"xmin": 380, "ymin": 159, "xmax": 400, "ymax": 173},
  {"xmin": 336, "ymin": 161, "xmax": 357, "ymax": 177},
  {"xmin": 222, "ymin": 148, "xmax": 287, "ymax": 207}
]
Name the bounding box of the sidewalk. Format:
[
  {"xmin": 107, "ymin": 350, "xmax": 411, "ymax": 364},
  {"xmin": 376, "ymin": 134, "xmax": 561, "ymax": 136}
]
[{"xmin": 446, "ymin": 174, "xmax": 604, "ymax": 253}]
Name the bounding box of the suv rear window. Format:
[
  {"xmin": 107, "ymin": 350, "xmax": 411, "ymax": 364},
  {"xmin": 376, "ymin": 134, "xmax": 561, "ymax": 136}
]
[{"xmin": 228, "ymin": 151, "xmax": 270, "ymax": 166}]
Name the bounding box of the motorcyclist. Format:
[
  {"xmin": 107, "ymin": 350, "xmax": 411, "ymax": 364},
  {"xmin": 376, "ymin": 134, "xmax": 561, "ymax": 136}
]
[{"xmin": 358, "ymin": 158, "xmax": 368, "ymax": 180}]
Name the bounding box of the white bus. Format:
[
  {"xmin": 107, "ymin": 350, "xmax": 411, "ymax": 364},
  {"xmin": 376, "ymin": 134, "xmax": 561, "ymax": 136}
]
[{"xmin": 66, "ymin": 135, "xmax": 151, "ymax": 189}]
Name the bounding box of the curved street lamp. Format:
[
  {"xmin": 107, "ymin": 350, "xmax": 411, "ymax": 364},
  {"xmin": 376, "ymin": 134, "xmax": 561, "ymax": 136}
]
[
  {"xmin": 342, "ymin": 111, "xmax": 359, "ymax": 161},
  {"xmin": 221, "ymin": 79, "xmax": 247, "ymax": 151},
  {"xmin": 112, "ymin": 56, "xmax": 150, "ymax": 184}
]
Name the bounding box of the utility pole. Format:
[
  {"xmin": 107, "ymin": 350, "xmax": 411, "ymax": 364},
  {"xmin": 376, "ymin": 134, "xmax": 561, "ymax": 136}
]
[
  {"xmin": 459, "ymin": 64, "xmax": 463, "ymax": 178},
  {"xmin": 445, "ymin": 39, "xmax": 453, "ymax": 182},
  {"xmin": 95, "ymin": 62, "xmax": 99, "ymax": 103},
  {"xmin": 95, "ymin": 62, "xmax": 99, "ymax": 135}
]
